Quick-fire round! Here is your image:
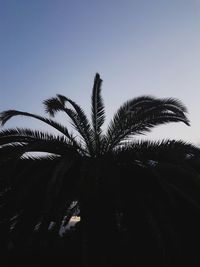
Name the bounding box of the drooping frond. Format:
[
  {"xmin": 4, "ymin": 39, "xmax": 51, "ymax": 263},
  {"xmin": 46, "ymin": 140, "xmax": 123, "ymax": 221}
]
[
  {"xmin": 114, "ymin": 139, "xmax": 200, "ymax": 166},
  {"xmin": 0, "ymin": 128, "xmax": 80, "ymax": 160},
  {"xmin": 43, "ymin": 96, "xmax": 64, "ymax": 116},
  {"xmin": 159, "ymin": 97, "xmax": 188, "ymax": 113},
  {"xmin": 0, "ymin": 110, "xmax": 80, "ymax": 147},
  {"xmin": 21, "ymin": 154, "xmax": 61, "ymax": 161},
  {"xmin": 0, "ymin": 143, "xmax": 28, "ymax": 161},
  {"xmin": 44, "ymin": 95, "xmax": 94, "ymax": 156},
  {"xmin": 62, "ymin": 103, "xmax": 94, "ymax": 155},
  {"xmin": 0, "ymin": 128, "xmax": 70, "ymax": 145},
  {"xmin": 91, "ymin": 73, "xmax": 105, "ymax": 155},
  {"xmin": 0, "ymin": 141, "xmax": 72, "ymax": 159},
  {"xmin": 104, "ymin": 96, "xmax": 190, "ymax": 152}
]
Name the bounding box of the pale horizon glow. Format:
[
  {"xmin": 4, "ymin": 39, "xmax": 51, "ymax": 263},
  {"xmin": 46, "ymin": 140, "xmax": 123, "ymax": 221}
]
[{"xmin": 1, "ymin": 0, "xmax": 200, "ymax": 145}]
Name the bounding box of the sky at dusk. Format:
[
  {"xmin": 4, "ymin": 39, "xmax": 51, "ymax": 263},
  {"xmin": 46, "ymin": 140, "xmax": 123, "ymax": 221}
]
[{"xmin": 1, "ymin": 0, "xmax": 200, "ymax": 145}]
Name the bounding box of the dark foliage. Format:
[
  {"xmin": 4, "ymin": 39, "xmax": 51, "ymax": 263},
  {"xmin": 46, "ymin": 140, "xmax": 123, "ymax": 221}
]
[{"xmin": 1, "ymin": 73, "xmax": 200, "ymax": 266}]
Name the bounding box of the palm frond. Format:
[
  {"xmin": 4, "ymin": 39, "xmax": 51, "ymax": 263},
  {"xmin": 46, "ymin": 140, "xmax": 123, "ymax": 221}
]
[
  {"xmin": 0, "ymin": 110, "xmax": 80, "ymax": 146},
  {"xmin": 0, "ymin": 128, "xmax": 70, "ymax": 147},
  {"xmin": 43, "ymin": 97, "xmax": 64, "ymax": 116},
  {"xmin": 44, "ymin": 94, "xmax": 94, "ymax": 156},
  {"xmin": 114, "ymin": 139, "xmax": 200, "ymax": 165},
  {"xmin": 91, "ymin": 73, "xmax": 105, "ymax": 155},
  {"xmin": 21, "ymin": 154, "xmax": 61, "ymax": 161},
  {"xmin": 159, "ymin": 97, "xmax": 188, "ymax": 113},
  {"xmin": 122, "ymin": 96, "xmax": 188, "ymax": 116},
  {"xmin": 0, "ymin": 128, "xmax": 69, "ymax": 144},
  {"xmin": 0, "ymin": 141, "xmax": 74, "ymax": 159},
  {"xmin": 0, "ymin": 143, "xmax": 28, "ymax": 160},
  {"xmin": 57, "ymin": 94, "xmax": 95, "ymax": 155},
  {"xmin": 104, "ymin": 96, "xmax": 190, "ymax": 151},
  {"xmin": 126, "ymin": 96, "xmax": 189, "ymax": 125},
  {"xmin": 0, "ymin": 128, "xmax": 81, "ymax": 161}
]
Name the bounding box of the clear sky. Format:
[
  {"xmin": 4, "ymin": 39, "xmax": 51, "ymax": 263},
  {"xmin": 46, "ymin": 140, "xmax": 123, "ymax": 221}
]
[{"xmin": 1, "ymin": 0, "xmax": 200, "ymax": 145}]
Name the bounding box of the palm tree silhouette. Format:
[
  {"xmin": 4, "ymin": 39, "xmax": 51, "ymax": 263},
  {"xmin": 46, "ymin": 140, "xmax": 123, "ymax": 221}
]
[{"xmin": 1, "ymin": 73, "xmax": 200, "ymax": 266}]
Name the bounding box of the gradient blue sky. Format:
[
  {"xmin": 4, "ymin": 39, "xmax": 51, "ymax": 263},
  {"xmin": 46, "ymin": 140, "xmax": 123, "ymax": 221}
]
[{"xmin": 1, "ymin": 0, "xmax": 200, "ymax": 144}]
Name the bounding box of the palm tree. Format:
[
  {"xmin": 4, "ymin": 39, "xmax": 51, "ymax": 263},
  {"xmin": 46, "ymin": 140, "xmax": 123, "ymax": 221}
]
[{"xmin": 1, "ymin": 73, "xmax": 200, "ymax": 266}]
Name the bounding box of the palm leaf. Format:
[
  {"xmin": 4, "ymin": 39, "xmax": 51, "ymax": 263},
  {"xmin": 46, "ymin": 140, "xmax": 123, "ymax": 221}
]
[
  {"xmin": 43, "ymin": 96, "xmax": 64, "ymax": 116},
  {"xmin": 0, "ymin": 128, "xmax": 81, "ymax": 162},
  {"xmin": 0, "ymin": 143, "xmax": 28, "ymax": 161},
  {"xmin": 21, "ymin": 154, "xmax": 60, "ymax": 161},
  {"xmin": 56, "ymin": 95, "xmax": 94, "ymax": 155},
  {"xmin": 104, "ymin": 96, "xmax": 190, "ymax": 151},
  {"xmin": 0, "ymin": 142, "xmax": 71, "ymax": 159},
  {"xmin": 91, "ymin": 73, "xmax": 105, "ymax": 155},
  {"xmin": 114, "ymin": 139, "xmax": 200, "ymax": 165},
  {"xmin": 44, "ymin": 95, "xmax": 94, "ymax": 156},
  {"xmin": 0, "ymin": 128, "xmax": 70, "ymax": 145},
  {"xmin": 0, "ymin": 110, "xmax": 80, "ymax": 148}
]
